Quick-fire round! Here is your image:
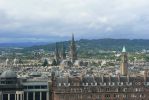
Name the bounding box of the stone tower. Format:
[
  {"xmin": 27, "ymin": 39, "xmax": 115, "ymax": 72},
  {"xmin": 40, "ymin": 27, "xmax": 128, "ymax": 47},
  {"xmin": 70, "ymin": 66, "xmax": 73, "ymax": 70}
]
[
  {"xmin": 120, "ymin": 46, "xmax": 128, "ymax": 76},
  {"xmin": 70, "ymin": 34, "xmax": 77, "ymax": 63}
]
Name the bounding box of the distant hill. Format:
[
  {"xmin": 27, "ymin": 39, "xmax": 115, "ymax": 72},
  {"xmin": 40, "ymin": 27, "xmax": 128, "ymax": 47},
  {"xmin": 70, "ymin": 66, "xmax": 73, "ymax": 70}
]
[
  {"xmin": 0, "ymin": 42, "xmax": 49, "ymax": 48},
  {"xmin": 23, "ymin": 39, "xmax": 149, "ymax": 52}
]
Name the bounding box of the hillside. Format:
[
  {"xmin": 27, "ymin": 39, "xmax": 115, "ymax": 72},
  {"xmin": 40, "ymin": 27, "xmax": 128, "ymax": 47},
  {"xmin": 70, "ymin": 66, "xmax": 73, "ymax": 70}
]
[{"xmin": 23, "ymin": 39, "xmax": 149, "ymax": 52}]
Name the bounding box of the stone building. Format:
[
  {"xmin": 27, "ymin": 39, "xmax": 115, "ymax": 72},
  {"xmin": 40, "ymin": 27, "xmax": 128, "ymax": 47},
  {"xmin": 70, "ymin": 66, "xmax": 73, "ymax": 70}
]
[{"xmin": 51, "ymin": 73, "xmax": 149, "ymax": 100}]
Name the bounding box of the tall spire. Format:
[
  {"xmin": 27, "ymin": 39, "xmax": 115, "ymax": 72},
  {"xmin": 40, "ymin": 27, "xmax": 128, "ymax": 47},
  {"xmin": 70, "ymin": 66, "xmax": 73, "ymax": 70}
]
[
  {"xmin": 70, "ymin": 33, "xmax": 77, "ymax": 63},
  {"xmin": 61, "ymin": 43, "xmax": 66, "ymax": 60},
  {"xmin": 72, "ymin": 33, "xmax": 74, "ymax": 43},
  {"xmin": 55, "ymin": 42, "xmax": 60, "ymax": 64}
]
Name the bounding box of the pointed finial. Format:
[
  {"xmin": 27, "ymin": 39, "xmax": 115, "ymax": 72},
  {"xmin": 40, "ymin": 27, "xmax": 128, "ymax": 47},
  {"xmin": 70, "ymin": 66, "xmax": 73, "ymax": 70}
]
[
  {"xmin": 122, "ymin": 46, "xmax": 126, "ymax": 52},
  {"xmin": 72, "ymin": 33, "xmax": 74, "ymax": 42}
]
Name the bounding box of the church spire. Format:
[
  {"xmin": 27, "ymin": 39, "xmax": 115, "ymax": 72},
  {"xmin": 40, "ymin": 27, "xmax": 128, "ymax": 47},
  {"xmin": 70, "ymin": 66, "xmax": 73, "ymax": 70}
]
[
  {"xmin": 61, "ymin": 43, "xmax": 66, "ymax": 60},
  {"xmin": 55, "ymin": 42, "xmax": 60, "ymax": 64},
  {"xmin": 70, "ymin": 33, "xmax": 77, "ymax": 63},
  {"xmin": 72, "ymin": 33, "xmax": 74, "ymax": 43}
]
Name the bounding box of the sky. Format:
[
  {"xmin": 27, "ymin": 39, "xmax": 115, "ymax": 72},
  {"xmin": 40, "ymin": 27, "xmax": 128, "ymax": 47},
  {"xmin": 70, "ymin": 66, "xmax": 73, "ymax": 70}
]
[{"xmin": 0, "ymin": 0, "xmax": 149, "ymax": 43}]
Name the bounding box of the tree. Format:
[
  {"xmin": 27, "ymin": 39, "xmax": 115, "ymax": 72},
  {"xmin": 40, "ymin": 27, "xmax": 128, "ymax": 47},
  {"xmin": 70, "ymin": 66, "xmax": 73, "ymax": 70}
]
[
  {"xmin": 42, "ymin": 59, "xmax": 49, "ymax": 66},
  {"xmin": 51, "ymin": 59, "xmax": 57, "ymax": 66}
]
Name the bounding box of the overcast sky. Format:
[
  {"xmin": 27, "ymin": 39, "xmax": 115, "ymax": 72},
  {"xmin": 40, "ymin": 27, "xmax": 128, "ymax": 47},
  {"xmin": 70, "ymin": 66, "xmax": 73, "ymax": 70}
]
[{"xmin": 0, "ymin": 0, "xmax": 149, "ymax": 43}]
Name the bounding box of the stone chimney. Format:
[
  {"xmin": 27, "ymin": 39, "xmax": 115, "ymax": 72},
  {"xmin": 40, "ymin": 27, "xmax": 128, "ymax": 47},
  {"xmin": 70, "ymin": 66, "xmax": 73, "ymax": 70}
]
[
  {"xmin": 102, "ymin": 75, "xmax": 104, "ymax": 83},
  {"xmin": 109, "ymin": 75, "xmax": 111, "ymax": 82},
  {"xmin": 117, "ymin": 75, "xmax": 120, "ymax": 82}
]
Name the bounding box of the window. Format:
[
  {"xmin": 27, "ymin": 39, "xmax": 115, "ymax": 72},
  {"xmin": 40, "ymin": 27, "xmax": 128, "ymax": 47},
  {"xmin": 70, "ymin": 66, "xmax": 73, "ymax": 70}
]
[
  {"xmin": 121, "ymin": 82, "xmax": 123, "ymax": 85},
  {"xmin": 3, "ymin": 94, "xmax": 8, "ymax": 100},
  {"xmin": 123, "ymin": 88, "xmax": 127, "ymax": 92},
  {"xmin": 23, "ymin": 86, "xmax": 27, "ymax": 89},
  {"xmin": 58, "ymin": 83, "xmax": 61, "ymax": 86},
  {"xmin": 28, "ymin": 86, "xmax": 34, "ymax": 89},
  {"xmin": 106, "ymin": 88, "xmax": 110, "ymax": 92},
  {"xmin": 117, "ymin": 82, "xmax": 120, "ymax": 85},
  {"xmin": 35, "ymin": 92, "xmax": 40, "ymax": 100},
  {"xmin": 114, "ymin": 94, "xmax": 119, "ymax": 98},
  {"xmin": 10, "ymin": 94, "xmax": 15, "ymax": 100},
  {"xmin": 91, "ymin": 83, "xmax": 93, "ymax": 86},
  {"xmin": 131, "ymin": 94, "xmax": 136, "ymax": 98},
  {"xmin": 35, "ymin": 86, "xmax": 40, "ymax": 89},
  {"xmin": 112, "ymin": 82, "xmax": 115, "ymax": 86},
  {"xmin": 24, "ymin": 92, "xmax": 27, "ymax": 100},
  {"xmin": 104, "ymin": 83, "xmax": 106, "ymax": 86},
  {"xmin": 140, "ymin": 94, "xmax": 144, "ymax": 98},
  {"xmin": 105, "ymin": 94, "xmax": 110, "ymax": 98},
  {"xmin": 123, "ymin": 94, "xmax": 128, "ymax": 98},
  {"xmin": 86, "ymin": 83, "xmax": 88, "ymax": 86},
  {"xmin": 41, "ymin": 85, "xmax": 47, "ymax": 89},
  {"xmin": 28, "ymin": 92, "xmax": 33, "ymax": 100},
  {"xmin": 42, "ymin": 92, "xmax": 47, "ymax": 100}
]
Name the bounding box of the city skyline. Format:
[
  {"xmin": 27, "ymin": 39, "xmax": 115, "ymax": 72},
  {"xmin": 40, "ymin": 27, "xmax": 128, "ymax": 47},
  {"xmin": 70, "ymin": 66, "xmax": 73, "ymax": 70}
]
[{"xmin": 0, "ymin": 0, "xmax": 149, "ymax": 43}]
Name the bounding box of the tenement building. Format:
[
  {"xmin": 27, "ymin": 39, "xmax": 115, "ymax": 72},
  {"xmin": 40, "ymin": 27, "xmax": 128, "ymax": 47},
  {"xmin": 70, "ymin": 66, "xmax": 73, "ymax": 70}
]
[
  {"xmin": 0, "ymin": 70, "xmax": 50, "ymax": 100},
  {"xmin": 52, "ymin": 74, "xmax": 149, "ymax": 100},
  {"xmin": 51, "ymin": 47, "xmax": 149, "ymax": 100}
]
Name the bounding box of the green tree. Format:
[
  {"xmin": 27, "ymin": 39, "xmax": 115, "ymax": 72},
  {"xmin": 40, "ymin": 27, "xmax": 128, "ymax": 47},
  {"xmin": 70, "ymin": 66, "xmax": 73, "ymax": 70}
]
[{"xmin": 42, "ymin": 59, "xmax": 49, "ymax": 66}]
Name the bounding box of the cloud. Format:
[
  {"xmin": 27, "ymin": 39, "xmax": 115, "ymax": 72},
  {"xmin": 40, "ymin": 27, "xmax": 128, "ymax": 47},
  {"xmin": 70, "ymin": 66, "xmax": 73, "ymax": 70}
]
[{"xmin": 0, "ymin": 0, "xmax": 149, "ymax": 42}]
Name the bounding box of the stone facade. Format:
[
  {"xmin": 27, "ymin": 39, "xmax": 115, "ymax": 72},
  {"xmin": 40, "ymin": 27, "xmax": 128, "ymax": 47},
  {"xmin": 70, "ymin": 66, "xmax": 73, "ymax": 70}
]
[{"xmin": 52, "ymin": 75, "xmax": 149, "ymax": 100}]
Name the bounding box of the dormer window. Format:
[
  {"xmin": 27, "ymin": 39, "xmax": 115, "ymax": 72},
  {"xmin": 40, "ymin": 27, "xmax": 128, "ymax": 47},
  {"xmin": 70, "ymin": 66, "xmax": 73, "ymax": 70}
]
[
  {"xmin": 129, "ymin": 82, "xmax": 132, "ymax": 85},
  {"xmin": 104, "ymin": 83, "xmax": 106, "ymax": 86},
  {"xmin": 117, "ymin": 82, "xmax": 120, "ymax": 85},
  {"xmin": 86, "ymin": 83, "xmax": 88, "ymax": 86},
  {"xmin": 82, "ymin": 83, "xmax": 85, "ymax": 86},
  {"xmin": 106, "ymin": 88, "xmax": 110, "ymax": 92},
  {"xmin": 121, "ymin": 82, "xmax": 123, "ymax": 85},
  {"xmin": 112, "ymin": 82, "xmax": 115, "ymax": 86},
  {"xmin": 146, "ymin": 82, "xmax": 149, "ymax": 85},
  {"xmin": 91, "ymin": 83, "xmax": 93, "ymax": 86},
  {"xmin": 58, "ymin": 83, "xmax": 61, "ymax": 86}
]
